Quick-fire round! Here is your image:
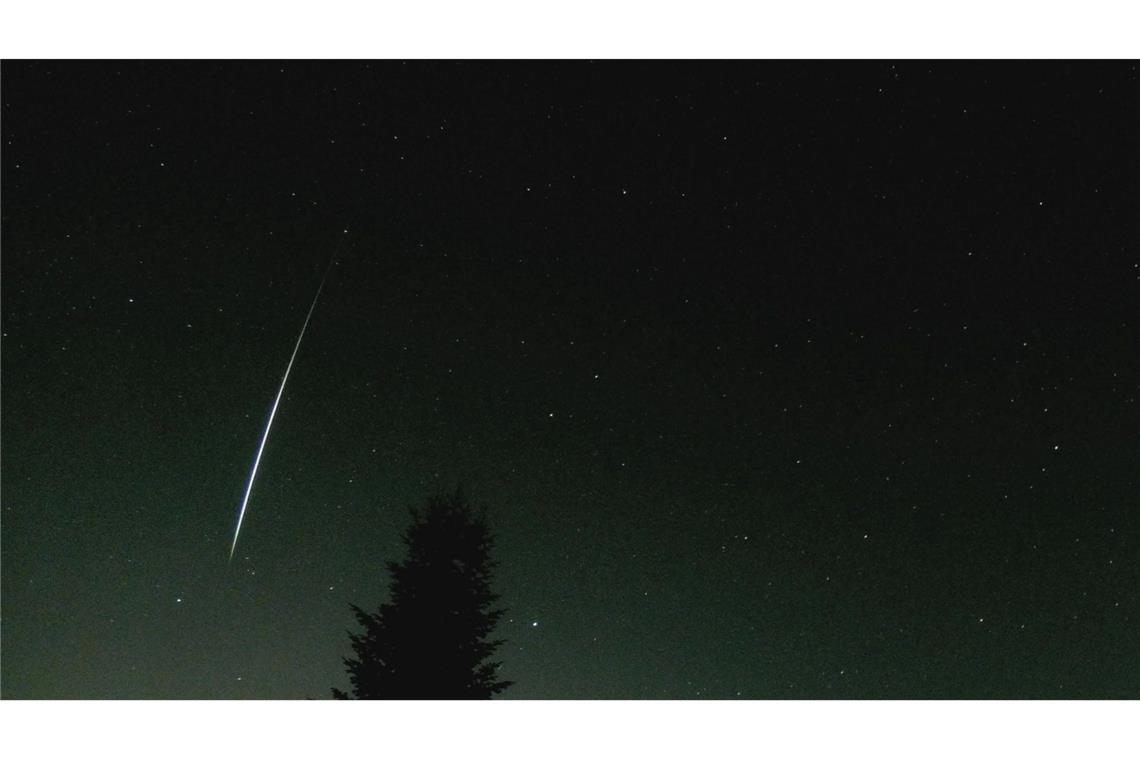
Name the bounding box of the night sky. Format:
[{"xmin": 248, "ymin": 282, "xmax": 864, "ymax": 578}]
[{"xmin": 2, "ymin": 61, "xmax": 1137, "ymax": 699}]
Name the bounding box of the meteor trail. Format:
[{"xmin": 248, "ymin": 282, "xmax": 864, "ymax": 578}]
[{"xmin": 229, "ymin": 243, "xmax": 340, "ymax": 562}]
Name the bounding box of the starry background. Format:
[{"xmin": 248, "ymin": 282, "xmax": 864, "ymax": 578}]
[{"xmin": 2, "ymin": 61, "xmax": 1137, "ymax": 699}]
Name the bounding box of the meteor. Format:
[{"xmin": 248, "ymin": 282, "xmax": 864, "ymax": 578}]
[{"xmin": 229, "ymin": 244, "xmax": 339, "ymax": 562}]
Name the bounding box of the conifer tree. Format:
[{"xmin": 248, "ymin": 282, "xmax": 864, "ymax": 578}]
[{"xmin": 333, "ymin": 488, "xmax": 512, "ymax": 698}]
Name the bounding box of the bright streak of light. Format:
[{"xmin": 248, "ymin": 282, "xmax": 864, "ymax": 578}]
[{"xmin": 229, "ymin": 253, "xmax": 336, "ymax": 562}]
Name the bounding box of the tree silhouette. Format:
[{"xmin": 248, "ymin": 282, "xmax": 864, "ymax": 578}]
[{"xmin": 332, "ymin": 488, "xmax": 512, "ymax": 698}]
